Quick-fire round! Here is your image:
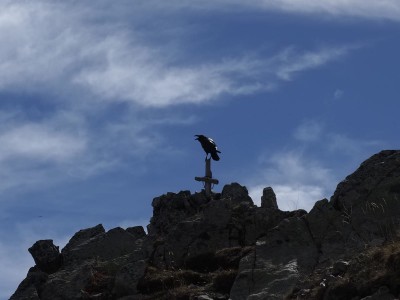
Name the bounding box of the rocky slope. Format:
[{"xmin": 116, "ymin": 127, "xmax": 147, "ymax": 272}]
[{"xmin": 10, "ymin": 150, "xmax": 400, "ymax": 300}]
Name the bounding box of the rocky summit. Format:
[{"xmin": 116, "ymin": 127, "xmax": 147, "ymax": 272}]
[{"xmin": 10, "ymin": 150, "xmax": 400, "ymax": 300}]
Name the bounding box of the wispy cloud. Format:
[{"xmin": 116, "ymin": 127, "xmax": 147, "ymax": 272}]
[
  {"xmin": 248, "ymin": 151, "xmax": 336, "ymax": 211},
  {"xmin": 273, "ymin": 46, "xmax": 352, "ymax": 81},
  {"xmin": 0, "ymin": 1, "xmax": 357, "ymax": 108},
  {"xmin": 159, "ymin": 0, "xmax": 400, "ymax": 22},
  {"xmin": 327, "ymin": 133, "xmax": 383, "ymax": 157},
  {"xmin": 293, "ymin": 120, "xmax": 324, "ymax": 142}
]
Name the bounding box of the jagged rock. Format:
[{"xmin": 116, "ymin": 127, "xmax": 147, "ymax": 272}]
[
  {"xmin": 62, "ymin": 224, "xmax": 105, "ymax": 256},
  {"xmin": 11, "ymin": 150, "xmax": 400, "ymax": 300},
  {"xmin": 63, "ymin": 227, "xmax": 143, "ymax": 264},
  {"xmin": 39, "ymin": 261, "xmax": 104, "ymax": 299},
  {"xmin": 261, "ymin": 187, "xmax": 278, "ymax": 209},
  {"xmin": 126, "ymin": 226, "xmax": 146, "ymax": 239},
  {"xmin": 306, "ymin": 199, "xmax": 362, "ymax": 262},
  {"xmin": 112, "ymin": 260, "xmax": 147, "ymax": 297},
  {"xmin": 28, "ymin": 240, "xmax": 62, "ymax": 274},
  {"xmin": 10, "ymin": 267, "xmax": 47, "ymax": 300},
  {"xmin": 330, "ymin": 150, "xmax": 400, "ymax": 243},
  {"xmin": 221, "ymin": 182, "xmax": 253, "ymax": 205},
  {"xmin": 231, "ymin": 216, "xmax": 318, "ymax": 299}
]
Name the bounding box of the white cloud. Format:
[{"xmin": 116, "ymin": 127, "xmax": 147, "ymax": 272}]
[
  {"xmin": 0, "ymin": 1, "xmax": 357, "ymax": 108},
  {"xmin": 161, "ymin": 0, "xmax": 400, "ymax": 22},
  {"xmin": 327, "ymin": 134, "xmax": 382, "ymax": 157},
  {"xmin": 255, "ymin": 0, "xmax": 400, "ymax": 21},
  {"xmin": 0, "ymin": 124, "xmax": 86, "ymax": 163},
  {"xmin": 248, "ymin": 151, "xmax": 336, "ymax": 211},
  {"xmin": 334, "ymin": 89, "xmax": 344, "ymax": 99},
  {"xmin": 249, "ymin": 183, "xmax": 326, "ymax": 211},
  {"xmin": 274, "ymin": 46, "xmax": 351, "ymax": 81},
  {"xmin": 293, "ymin": 120, "xmax": 323, "ymax": 142}
]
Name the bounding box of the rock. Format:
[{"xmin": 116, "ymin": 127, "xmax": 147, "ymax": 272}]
[
  {"xmin": 62, "ymin": 224, "xmax": 105, "ymax": 255},
  {"xmin": 196, "ymin": 295, "xmax": 214, "ymax": 300},
  {"xmin": 11, "ymin": 150, "xmax": 400, "ymax": 300},
  {"xmin": 231, "ymin": 217, "xmax": 318, "ymax": 299},
  {"xmin": 28, "ymin": 240, "xmax": 62, "ymax": 274},
  {"xmin": 332, "ymin": 260, "xmax": 349, "ymax": 276},
  {"xmin": 330, "ymin": 150, "xmax": 400, "ymax": 243},
  {"xmin": 306, "ymin": 199, "xmax": 360, "ymax": 261},
  {"xmin": 63, "ymin": 227, "xmax": 143, "ymax": 264},
  {"xmin": 126, "ymin": 226, "xmax": 146, "ymax": 239},
  {"xmin": 360, "ymin": 286, "xmax": 396, "ymax": 300},
  {"xmin": 221, "ymin": 182, "xmax": 253, "ymax": 205},
  {"xmin": 112, "ymin": 260, "xmax": 147, "ymax": 297},
  {"xmin": 9, "ymin": 267, "xmax": 48, "ymax": 300},
  {"xmin": 39, "ymin": 261, "xmax": 103, "ymax": 300},
  {"xmin": 261, "ymin": 187, "xmax": 278, "ymax": 209}
]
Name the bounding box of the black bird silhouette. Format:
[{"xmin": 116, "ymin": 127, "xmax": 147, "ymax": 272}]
[{"xmin": 195, "ymin": 134, "xmax": 221, "ymax": 161}]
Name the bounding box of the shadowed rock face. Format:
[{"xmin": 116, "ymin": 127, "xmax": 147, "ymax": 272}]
[{"xmin": 10, "ymin": 150, "xmax": 400, "ymax": 300}]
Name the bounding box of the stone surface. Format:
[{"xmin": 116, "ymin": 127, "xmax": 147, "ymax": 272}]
[
  {"xmin": 112, "ymin": 260, "xmax": 147, "ymax": 297},
  {"xmin": 261, "ymin": 187, "xmax": 278, "ymax": 209},
  {"xmin": 126, "ymin": 226, "xmax": 146, "ymax": 239},
  {"xmin": 10, "ymin": 267, "xmax": 48, "ymax": 300},
  {"xmin": 28, "ymin": 240, "xmax": 62, "ymax": 274},
  {"xmin": 63, "ymin": 227, "xmax": 143, "ymax": 264},
  {"xmin": 61, "ymin": 224, "xmax": 105, "ymax": 256},
  {"xmin": 221, "ymin": 182, "xmax": 253, "ymax": 205},
  {"xmin": 231, "ymin": 216, "xmax": 319, "ymax": 299}
]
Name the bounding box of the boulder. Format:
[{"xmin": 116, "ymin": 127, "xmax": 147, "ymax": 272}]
[
  {"xmin": 126, "ymin": 226, "xmax": 146, "ymax": 239},
  {"xmin": 330, "ymin": 150, "xmax": 400, "ymax": 243},
  {"xmin": 9, "ymin": 267, "xmax": 47, "ymax": 300},
  {"xmin": 112, "ymin": 260, "xmax": 147, "ymax": 297},
  {"xmin": 261, "ymin": 187, "xmax": 278, "ymax": 209},
  {"xmin": 221, "ymin": 182, "xmax": 253, "ymax": 205},
  {"xmin": 61, "ymin": 224, "xmax": 105, "ymax": 256},
  {"xmin": 28, "ymin": 240, "xmax": 62, "ymax": 274},
  {"xmin": 231, "ymin": 216, "xmax": 319, "ymax": 299},
  {"xmin": 63, "ymin": 227, "xmax": 143, "ymax": 264}
]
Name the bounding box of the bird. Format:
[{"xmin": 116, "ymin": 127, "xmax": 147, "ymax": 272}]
[{"xmin": 195, "ymin": 134, "xmax": 221, "ymax": 161}]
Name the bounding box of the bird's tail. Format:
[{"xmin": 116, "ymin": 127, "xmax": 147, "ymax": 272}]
[{"xmin": 211, "ymin": 152, "xmax": 220, "ymax": 161}]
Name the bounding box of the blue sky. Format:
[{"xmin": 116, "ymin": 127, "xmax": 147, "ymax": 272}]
[{"xmin": 1, "ymin": 1, "xmax": 400, "ymax": 298}]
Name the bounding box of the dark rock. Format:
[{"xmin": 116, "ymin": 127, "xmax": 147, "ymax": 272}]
[
  {"xmin": 261, "ymin": 186, "xmax": 278, "ymax": 209},
  {"xmin": 221, "ymin": 182, "xmax": 253, "ymax": 205},
  {"xmin": 231, "ymin": 216, "xmax": 319, "ymax": 299},
  {"xmin": 63, "ymin": 227, "xmax": 143, "ymax": 264},
  {"xmin": 28, "ymin": 240, "xmax": 62, "ymax": 274},
  {"xmin": 39, "ymin": 261, "xmax": 100, "ymax": 299},
  {"xmin": 11, "ymin": 150, "xmax": 400, "ymax": 300},
  {"xmin": 62, "ymin": 224, "xmax": 105, "ymax": 255},
  {"xmin": 361, "ymin": 286, "xmax": 396, "ymax": 300},
  {"xmin": 9, "ymin": 267, "xmax": 47, "ymax": 300},
  {"xmin": 330, "ymin": 150, "xmax": 400, "ymax": 243},
  {"xmin": 126, "ymin": 226, "xmax": 146, "ymax": 239},
  {"xmin": 332, "ymin": 260, "xmax": 349, "ymax": 276},
  {"xmin": 112, "ymin": 260, "xmax": 147, "ymax": 297}
]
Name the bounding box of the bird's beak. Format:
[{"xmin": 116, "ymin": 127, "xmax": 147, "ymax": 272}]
[{"xmin": 194, "ymin": 135, "xmax": 199, "ymax": 140}]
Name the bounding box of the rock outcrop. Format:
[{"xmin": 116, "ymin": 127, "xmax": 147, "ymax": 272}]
[{"xmin": 10, "ymin": 150, "xmax": 400, "ymax": 300}]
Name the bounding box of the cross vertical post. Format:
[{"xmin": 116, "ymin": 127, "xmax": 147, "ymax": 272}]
[{"xmin": 195, "ymin": 157, "xmax": 219, "ymax": 198}]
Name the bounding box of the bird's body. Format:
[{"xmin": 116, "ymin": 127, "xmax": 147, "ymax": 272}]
[{"xmin": 195, "ymin": 134, "xmax": 221, "ymax": 161}]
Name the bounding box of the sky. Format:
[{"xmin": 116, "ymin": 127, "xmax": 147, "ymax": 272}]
[{"xmin": 1, "ymin": 0, "xmax": 400, "ymax": 298}]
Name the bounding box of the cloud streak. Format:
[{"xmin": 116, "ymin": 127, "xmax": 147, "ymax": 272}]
[
  {"xmin": 158, "ymin": 0, "xmax": 400, "ymax": 22},
  {"xmin": 0, "ymin": 1, "xmax": 356, "ymax": 108}
]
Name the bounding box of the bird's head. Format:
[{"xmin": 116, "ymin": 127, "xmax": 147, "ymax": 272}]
[{"xmin": 194, "ymin": 134, "xmax": 203, "ymax": 140}]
